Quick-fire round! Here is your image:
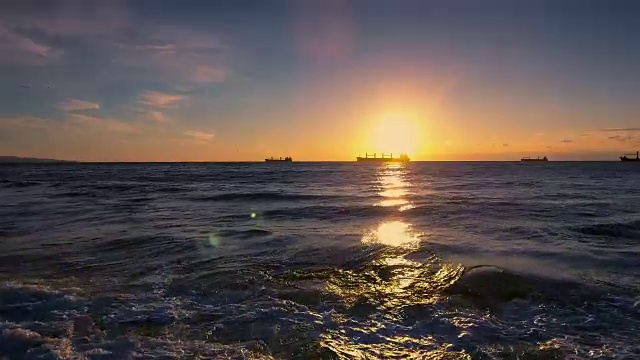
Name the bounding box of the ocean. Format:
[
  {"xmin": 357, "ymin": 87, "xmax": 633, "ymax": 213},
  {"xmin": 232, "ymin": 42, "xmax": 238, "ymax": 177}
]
[{"xmin": 1, "ymin": 162, "xmax": 639, "ymax": 359}]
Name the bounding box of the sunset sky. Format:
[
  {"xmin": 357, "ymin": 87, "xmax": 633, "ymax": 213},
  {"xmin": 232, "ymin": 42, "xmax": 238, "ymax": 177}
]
[{"xmin": 1, "ymin": 0, "xmax": 639, "ymax": 161}]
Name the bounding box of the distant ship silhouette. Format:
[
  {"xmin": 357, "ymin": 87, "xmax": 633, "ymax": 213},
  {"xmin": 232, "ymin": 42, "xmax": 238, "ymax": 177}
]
[
  {"xmin": 620, "ymin": 151, "xmax": 639, "ymax": 162},
  {"xmin": 521, "ymin": 156, "xmax": 548, "ymax": 162},
  {"xmin": 265, "ymin": 156, "xmax": 292, "ymax": 162},
  {"xmin": 356, "ymin": 153, "xmax": 410, "ymax": 162}
]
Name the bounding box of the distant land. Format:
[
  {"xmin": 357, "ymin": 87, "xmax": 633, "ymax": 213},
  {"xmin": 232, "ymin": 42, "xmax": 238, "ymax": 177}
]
[{"xmin": 0, "ymin": 156, "xmax": 74, "ymax": 163}]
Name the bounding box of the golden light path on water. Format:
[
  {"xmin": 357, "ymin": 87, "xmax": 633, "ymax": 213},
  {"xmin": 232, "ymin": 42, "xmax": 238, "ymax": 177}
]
[
  {"xmin": 370, "ymin": 162, "xmax": 418, "ymax": 248},
  {"xmin": 320, "ymin": 163, "xmax": 471, "ymax": 359},
  {"xmin": 376, "ymin": 162, "xmax": 415, "ymax": 211},
  {"xmin": 362, "ymin": 221, "xmax": 419, "ymax": 248}
]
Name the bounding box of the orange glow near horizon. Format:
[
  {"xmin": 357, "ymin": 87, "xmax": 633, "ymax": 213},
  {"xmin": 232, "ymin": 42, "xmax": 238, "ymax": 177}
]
[{"xmin": 365, "ymin": 112, "xmax": 425, "ymax": 157}]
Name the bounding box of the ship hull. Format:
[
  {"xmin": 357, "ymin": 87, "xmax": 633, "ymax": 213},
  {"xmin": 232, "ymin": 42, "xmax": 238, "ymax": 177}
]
[
  {"xmin": 521, "ymin": 159, "xmax": 548, "ymax": 162},
  {"xmin": 620, "ymin": 157, "xmax": 640, "ymax": 162},
  {"xmin": 265, "ymin": 159, "xmax": 292, "ymax": 162}
]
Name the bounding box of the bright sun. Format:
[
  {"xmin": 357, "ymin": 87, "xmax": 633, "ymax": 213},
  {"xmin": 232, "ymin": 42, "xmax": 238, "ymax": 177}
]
[{"xmin": 371, "ymin": 115, "xmax": 421, "ymax": 155}]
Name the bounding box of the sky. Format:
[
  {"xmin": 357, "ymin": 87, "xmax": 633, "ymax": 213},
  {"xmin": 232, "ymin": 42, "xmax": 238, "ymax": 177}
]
[{"xmin": 1, "ymin": 0, "xmax": 639, "ymax": 161}]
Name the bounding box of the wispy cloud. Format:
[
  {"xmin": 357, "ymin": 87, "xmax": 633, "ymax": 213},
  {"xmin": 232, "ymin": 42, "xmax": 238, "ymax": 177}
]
[
  {"xmin": 192, "ymin": 65, "xmax": 226, "ymax": 83},
  {"xmin": 144, "ymin": 110, "xmax": 166, "ymax": 122},
  {"xmin": 67, "ymin": 114, "xmax": 138, "ymax": 134},
  {"xmin": 607, "ymin": 135, "xmax": 636, "ymax": 142},
  {"xmin": 502, "ymin": 143, "xmax": 509, "ymax": 147},
  {"xmin": 2, "ymin": 2, "xmax": 129, "ymax": 38},
  {"xmin": 139, "ymin": 91, "xmax": 184, "ymax": 107},
  {"xmin": 561, "ymin": 139, "xmax": 573, "ymax": 143},
  {"xmin": 0, "ymin": 116, "xmax": 50, "ymax": 129},
  {"xmin": 130, "ymin": 108, "xmax": 169, "ymax": 123},
  {"xmin": 601, "ymin": 127, "xmax": 640, "ymax": 132},
  {"xmin": 4, "ymin": 3, "xmax": 228, "ymax": 83},
  {"xmin": 597, "ymin": 128, "xmax": 640, "ymax": 143},
  {"xmin": 114, "ymin": 25, "xmax": 227, "ymax": 84},
  {"xmin": 2, "ymin": 114, "xmax": 137, "ymax": 135},
  {"xmin": 58, "ymin": 99, "xmax": 99, "ymax": 112},
  {"xmin": 184, "ymin": 130, "xmax": 214, "ymax": 141},
  {"xmin": 0, "ymin": 24, "xmax": 54, "ymax": 65}
]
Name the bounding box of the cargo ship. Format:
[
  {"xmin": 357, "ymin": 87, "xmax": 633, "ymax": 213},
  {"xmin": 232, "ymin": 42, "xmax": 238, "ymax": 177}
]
[
  {"xmin": 356, "ymin": 153, "xmax": 410, "ymax": 162},
  {"xmin": 265, "ymin": 156, "xmax": 292, "ymax": 162},
  {"xmin": 620, "ymin": 151, "xmax": 639, "ymax": 162},
  {"xmin": 521, "ymin": 156, "xmax": 548, "ymax": 162}
]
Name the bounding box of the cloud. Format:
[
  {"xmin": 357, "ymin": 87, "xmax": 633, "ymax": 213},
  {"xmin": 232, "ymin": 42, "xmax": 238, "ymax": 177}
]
[
  {"xmin": 561, "ymin": 139, "xmax": 573, "ymax": 143},
  {"xmin": 0, "ymin": 116, "xmax": 50, "ymax": 129},
  {"xmin": 0, "ymin": 23, "xmax": 54, "ymax": 65},
  {"xmin": 1, "ymin": 114, "xmax": 137, "ymax": 134},
  {"xmin": 113, "ymin": 25, "xmax": 227, "ymax": 84},
  {"xmin": 599, "ymin": 127, "xmax": 640, "ymax": 143},
  {"xmin": 2, "ymin": 4, "xmax": 229, "ymax": 88},
  {"xmin": 184, "ymin": 130, "xmax": 214, "ymax": 141},
  {"xmin": 193, "ymin": 65, "xmax": 226, "ymax": 83},
  {"xmin": 58, "ymin": 98, "xmax": 99, "ymax": 112},
  {"xmin": 607, "ymin": 135, "xmax": 636, "ymax": 142},
  {"xmin": 67, "ymin": 113, "xmax": 99, "ymax": 125},
  {"xmin": 601, "ymin": 127, "xmax": 640, "ymax": 132},
  {"xmin": 144, "ymin": 110, "xmax": 166, "ymax": 122},
  {"xmin": 1, "ymin": 1, "xmax": 130, "ymax": 37},
  {"xmin": 67, "ymin": 114, "xmax": 138, "ymax": 134},
  {"xmin": 546, "ymin": 146, "xmax": 553, "ymax": 149},
  {"xmin": 127, "ymin": 44, "xmax": 177, "ymax": 54},
  {"xmin": 3, "ymin": 2, "xmax": 228, "ymax": 84},
  {"xmin": 502, "ymin": 143, "xmax": 509, "ymax": 147},
  {"xmin": 139, "ymin": 91, "xmax": 184, "ymax": 107}
]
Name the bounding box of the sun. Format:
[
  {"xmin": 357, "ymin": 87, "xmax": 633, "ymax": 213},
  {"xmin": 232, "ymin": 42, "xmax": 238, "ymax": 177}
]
[{"xmin": 371, "ymin": 115, "xmax": 421, "ymax": 155}]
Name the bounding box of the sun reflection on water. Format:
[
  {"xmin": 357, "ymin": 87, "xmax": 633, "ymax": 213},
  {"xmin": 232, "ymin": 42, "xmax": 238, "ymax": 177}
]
[
  {"xmin": 317, "ymin": 163, "xmax": 472, "ymax": 358},
  {"xmin": 362, "ymin": 221, "xmax": 420, "ymax": 248},
  {"xmin": 376, "ymin": 163, "xmax": 413, "ymax": 212},
  {"xmin": 367, "ymin": 163, "xmax": 420, "ymax": 246}
]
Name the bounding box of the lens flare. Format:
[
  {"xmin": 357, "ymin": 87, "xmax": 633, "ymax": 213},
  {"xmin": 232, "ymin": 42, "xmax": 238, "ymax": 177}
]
[{"xmin": 207, "ymin": 233, "xmax": 222, "ymax": 247}]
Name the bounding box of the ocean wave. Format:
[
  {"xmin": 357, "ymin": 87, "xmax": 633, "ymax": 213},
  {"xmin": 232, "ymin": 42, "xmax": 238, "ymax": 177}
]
[
  {"xmin": 0, "ymin": 281, "xmax": 276, "ymax": 359},
  {"xmin": 47, "ymin": 191, "xmax": 98, "ymax": 198},
  {"xmin": 2, "ymin": 254, "xmax": 639, "ymax": 360},
  {"xmin": 263, "ymin": 204, "xmax": 393, "ymax": 221},
  {"xmin": 91, "ymin": 183, "xmax": 141, "ymax": 192},
  {"xmin": 3, "ymin": 162, "xmax": 640, "ymax": 359},
  {"xmin": 189, "ymin": 192, "xmax": 347, "ymax": 202},
  {"xmin": 274, "ymin": 248, "xmax": 637, "ymax": 358},
  {"xmin": 155, "ymin": 186, "xmax": 189, "ymax": 193},
  {"xmin": 574, "ymin": 220, "xmax": 640, "ymax": 239},
  {"xmin": 0, "ymin": 179, "xmax": 42, "ymax": 188},
  {"xmin": 216, "ymin": 229, "xmax": 273, "ymax": 239}
]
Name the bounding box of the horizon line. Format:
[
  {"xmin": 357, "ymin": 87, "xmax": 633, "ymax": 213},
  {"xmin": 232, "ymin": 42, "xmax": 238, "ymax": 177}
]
[{"xmin": 73, "ymin": 158, "xmax": 624, "ymax": 162}]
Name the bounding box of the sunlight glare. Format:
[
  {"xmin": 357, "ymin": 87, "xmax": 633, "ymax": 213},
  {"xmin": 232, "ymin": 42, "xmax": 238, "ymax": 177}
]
[
  {"xmin": 362, "ymin": 221, "xmax": 420, "ymax": 247},
  {"xmin": 371, "ymin": 114, "xmax": 422, "ymax": 155},
  {"xmin": 376, "ymin": 162, "xmax": 413, "ymax": 211}
]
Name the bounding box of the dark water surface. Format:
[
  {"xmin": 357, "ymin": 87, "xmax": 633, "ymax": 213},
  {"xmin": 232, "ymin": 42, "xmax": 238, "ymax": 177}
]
[{"xmin": 1, "ymin": 162, "xmax": 639, "ymax": 359}]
